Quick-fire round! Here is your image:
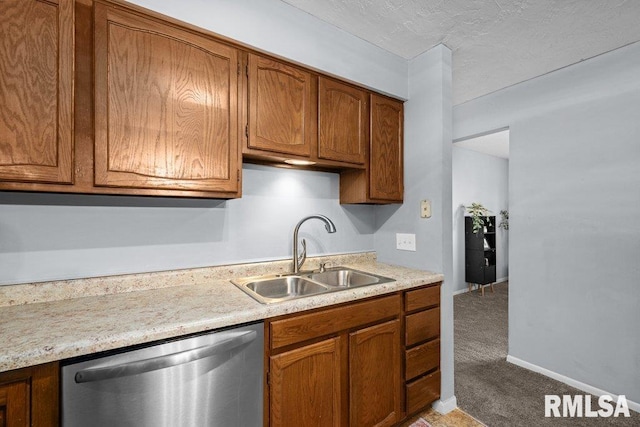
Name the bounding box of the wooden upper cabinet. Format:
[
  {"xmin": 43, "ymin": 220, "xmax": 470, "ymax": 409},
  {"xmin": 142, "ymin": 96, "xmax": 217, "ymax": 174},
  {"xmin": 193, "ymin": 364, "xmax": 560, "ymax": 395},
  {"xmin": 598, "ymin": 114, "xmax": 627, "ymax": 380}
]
[
  {"xmin": 369, "ymin": 94, "xmax": 403, "ymax": 202},
  {"xmin": 93, "ymin": 3, "xmax": 239, "ymax": 193},
  {"xmin": 247, "ymin": 54, "xmax": 314, "ymax": 157},
  {"xmin": 318, "ymin": 77, "xmax": 367, "ymax": 165},
  {"xmin": 0, "ymin": 0, "xmax": 74, "ymax": 185},
  {"xmin": 339, "ymin": 93, "xmax": 403, "ymax": 204},
  {"xmin": 349, "ymin": 320, "xmax": 402, "ymax": 427}
]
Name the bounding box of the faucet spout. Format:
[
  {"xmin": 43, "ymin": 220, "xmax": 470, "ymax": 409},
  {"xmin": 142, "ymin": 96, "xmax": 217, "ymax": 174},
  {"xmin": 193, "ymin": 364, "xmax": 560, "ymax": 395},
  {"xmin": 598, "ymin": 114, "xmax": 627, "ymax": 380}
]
[{"xmin": 292, "ymin": 215, "xmax": 336, "ymax": 273}]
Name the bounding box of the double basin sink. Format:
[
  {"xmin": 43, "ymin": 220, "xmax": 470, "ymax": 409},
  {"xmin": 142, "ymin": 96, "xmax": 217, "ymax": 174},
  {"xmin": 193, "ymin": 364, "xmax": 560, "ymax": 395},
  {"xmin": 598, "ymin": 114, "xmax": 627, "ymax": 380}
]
[{"xmin": 232, "ymin": 267, "xmax": 395, "ymax": 304}]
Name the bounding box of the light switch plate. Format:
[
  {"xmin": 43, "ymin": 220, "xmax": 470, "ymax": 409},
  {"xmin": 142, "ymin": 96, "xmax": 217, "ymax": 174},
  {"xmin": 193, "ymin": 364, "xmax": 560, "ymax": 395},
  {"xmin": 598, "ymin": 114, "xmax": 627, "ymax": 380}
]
[
  {"xmin": 396, "ymin": 233, "xmax": 416, "ymax": 251},
  {"xmin": 421, "ymin": 200, "xmax": 431, "ymax": 218}
]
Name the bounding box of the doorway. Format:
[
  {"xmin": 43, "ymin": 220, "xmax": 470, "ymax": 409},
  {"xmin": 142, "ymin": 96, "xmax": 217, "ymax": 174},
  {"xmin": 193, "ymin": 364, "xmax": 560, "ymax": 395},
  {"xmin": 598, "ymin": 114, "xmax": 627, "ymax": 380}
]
[{"xmin": 452, "ymin": 128, "xmax": 510, "ymax": 296}]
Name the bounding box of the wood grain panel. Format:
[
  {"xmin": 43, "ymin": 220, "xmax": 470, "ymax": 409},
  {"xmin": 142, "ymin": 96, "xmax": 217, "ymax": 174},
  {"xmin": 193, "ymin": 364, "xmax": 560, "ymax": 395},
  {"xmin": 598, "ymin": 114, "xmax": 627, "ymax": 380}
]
[
  {"xmin": 0, "ymin": 380, "xmax": 29, "ymax": 427},
  {"xmin": 318, "ymin": 77, "xmax": 367, "ymax": 164},
  {"xmin": 406, "ymin": 370, "xmax": 441, "ymax": 415},
  {"xmin": 0, "ymin": 0, "xmax": 73, "ymax": 184},
  {"xmin": 369, "ymin": 94, "xmax": 403, "ymax": 201},
  {"xmin": 350, "ymin": 320, "xmax": 401, "ymax": 427},
  {"xmin": 248, "ymin": 54, "xmax": 313, "ymax": 157},
  {"xmin": 0, "ymin": 362, "xmax": 58, "ymax": 427},
  {"xmin": 406, "ymin": 307, "xmax": 440, "ymax": 346},
  {"xmin": 270, "ymin": 337, "xmax": 341, "ymax": 427},
  {"xmin": 270, "ymin": 295, "xmax": 401, "ymax": 349},
  {"xmin": 94, "ymin": 4, "xmax": 238, "ymax": 192},
  {"xmin": 406, "ymin": 338, "xmax": 440, "ymax": 381},
  {"xmin": 405, "ymin": 284, "xmax": 440, "ymax": 312}
]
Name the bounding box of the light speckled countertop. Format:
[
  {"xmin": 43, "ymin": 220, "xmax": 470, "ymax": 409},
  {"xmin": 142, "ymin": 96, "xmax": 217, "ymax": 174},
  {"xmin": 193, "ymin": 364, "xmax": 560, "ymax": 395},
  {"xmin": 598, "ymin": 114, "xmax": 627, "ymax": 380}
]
[{"xmin": 0, "ymin": 252, "xmax": 443, "ymax": 373}]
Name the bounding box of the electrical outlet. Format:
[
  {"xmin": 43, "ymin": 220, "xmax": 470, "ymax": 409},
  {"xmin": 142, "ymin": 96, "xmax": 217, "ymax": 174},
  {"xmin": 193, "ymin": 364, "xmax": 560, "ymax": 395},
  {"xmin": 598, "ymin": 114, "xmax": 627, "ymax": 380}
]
[
  {"xmin": 421, "ymin": 200, "xmax": 431, "ymax": 218},
  {"xmin": 396, "ymin": 233, "xmax": 416, "ymax": 251}
]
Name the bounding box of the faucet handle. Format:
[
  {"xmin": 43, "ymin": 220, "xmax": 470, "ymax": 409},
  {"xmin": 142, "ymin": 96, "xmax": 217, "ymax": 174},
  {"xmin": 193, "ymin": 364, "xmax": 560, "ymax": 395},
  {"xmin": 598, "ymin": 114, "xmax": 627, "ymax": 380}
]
[
  {"xmin": 296, "ymin": 239, "xmax": 307, "ymax": 272},
  {"xmin": 318, "ymin": 262, "xmax": 329, "ymax": 273}
]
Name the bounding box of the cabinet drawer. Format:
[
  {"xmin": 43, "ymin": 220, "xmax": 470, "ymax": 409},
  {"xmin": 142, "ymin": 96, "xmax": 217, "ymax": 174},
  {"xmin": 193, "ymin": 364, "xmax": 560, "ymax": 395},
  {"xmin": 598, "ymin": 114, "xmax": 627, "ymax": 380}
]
[
  {"xmin": 405, "ymin": 338, "xmax": 439, "ymax": 381},
  {"xmin": 404, "ymin": 285, "xmax": 440, "ymax": 312},
  {"xmin": 270, "ymin": 294, "xmax": 401, "ymax": 349},
  {"xmin": 406, "ymin": 370, "xmax": 441, "ymax": 415},
  {"xmin": 405, "ymin": 307, "xmax": 440, "ymax": 346}
]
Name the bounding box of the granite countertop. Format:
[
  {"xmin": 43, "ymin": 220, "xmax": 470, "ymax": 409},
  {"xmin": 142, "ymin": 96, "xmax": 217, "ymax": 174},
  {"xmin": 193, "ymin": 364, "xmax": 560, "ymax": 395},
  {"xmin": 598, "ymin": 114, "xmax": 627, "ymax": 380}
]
[{"xmin": 0, "ymin": 252, "xmax": 443, "ymax": 373}]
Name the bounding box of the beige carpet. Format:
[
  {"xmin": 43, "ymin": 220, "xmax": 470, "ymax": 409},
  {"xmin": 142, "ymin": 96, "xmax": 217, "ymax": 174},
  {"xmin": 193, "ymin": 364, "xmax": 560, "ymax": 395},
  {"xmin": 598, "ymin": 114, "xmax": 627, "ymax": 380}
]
[{"xmin": 454, "ymin": 282, "xmax": 638, "ymax": 426}]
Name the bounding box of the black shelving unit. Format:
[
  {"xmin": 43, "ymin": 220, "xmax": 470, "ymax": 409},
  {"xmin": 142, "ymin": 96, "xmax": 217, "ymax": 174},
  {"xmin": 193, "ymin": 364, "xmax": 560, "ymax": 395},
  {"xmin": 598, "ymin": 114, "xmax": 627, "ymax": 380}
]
[{"xmin": 465, "ymin": 216, "xmax": 496, "ymax": 296}]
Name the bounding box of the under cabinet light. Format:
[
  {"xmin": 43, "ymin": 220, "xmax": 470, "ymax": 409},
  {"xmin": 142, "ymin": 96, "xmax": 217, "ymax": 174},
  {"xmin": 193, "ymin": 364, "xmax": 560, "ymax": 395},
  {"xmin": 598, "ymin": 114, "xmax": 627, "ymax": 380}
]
[{"xmin": 284, "ymin": 159, "xmax": 316, "ymax": 166}]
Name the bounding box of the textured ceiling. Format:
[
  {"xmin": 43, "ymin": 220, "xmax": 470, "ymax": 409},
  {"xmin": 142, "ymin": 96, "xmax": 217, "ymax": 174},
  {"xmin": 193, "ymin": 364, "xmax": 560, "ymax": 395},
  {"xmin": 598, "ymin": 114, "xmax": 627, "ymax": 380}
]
[{"xmin": 280, "ymin": 0, "xmax": 640, "ymax": 105}]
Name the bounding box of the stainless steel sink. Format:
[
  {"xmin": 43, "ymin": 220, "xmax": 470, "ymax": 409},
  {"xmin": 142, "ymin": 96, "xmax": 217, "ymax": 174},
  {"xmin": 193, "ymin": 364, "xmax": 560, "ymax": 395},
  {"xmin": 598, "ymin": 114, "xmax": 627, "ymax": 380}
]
[
  {"xmin": 232, "ymin": 267, "xmax": 395, "ymax": 304},
  {"xmin": 233, "ymin": 275, "xmax": 330, "ymax": 304},
  {"xmin": 304, "ymin": 268, "xmax": 391, "ymax": 288}
]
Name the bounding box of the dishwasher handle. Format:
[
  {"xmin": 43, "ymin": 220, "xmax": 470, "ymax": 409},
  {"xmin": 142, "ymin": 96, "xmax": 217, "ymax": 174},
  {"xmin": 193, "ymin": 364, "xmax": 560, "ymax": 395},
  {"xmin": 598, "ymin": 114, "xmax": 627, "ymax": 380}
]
[{"xmin": 74, "ymin": 330, "xmax": 257, "ymax": 384}]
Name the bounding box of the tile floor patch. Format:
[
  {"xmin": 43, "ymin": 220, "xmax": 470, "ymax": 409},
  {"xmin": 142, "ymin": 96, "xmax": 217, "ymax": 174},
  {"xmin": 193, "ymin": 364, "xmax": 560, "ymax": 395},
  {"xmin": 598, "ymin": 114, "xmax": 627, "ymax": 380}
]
[{"xmin": 409, "ymin": 418, "xmax": 431, "ymax": 427}]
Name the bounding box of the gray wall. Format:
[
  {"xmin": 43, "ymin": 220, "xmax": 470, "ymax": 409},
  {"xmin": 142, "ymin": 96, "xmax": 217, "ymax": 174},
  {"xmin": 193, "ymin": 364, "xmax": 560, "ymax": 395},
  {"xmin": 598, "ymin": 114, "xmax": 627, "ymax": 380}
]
[
  {"xmin": 374, "ymin": 45, "xmax": 455, "ymax": 409},
  {"xmin": 452, "ymin": 146, "xmax": 509, "ymax": 293},
  {"xmin": 127, "ymin": 0, "xmax": 408, "ymax": 99},
  {"xmin": 454, "ymin": 41, "xmax": 640, "ymax": 403},
  {"xmin": 0, "ymin": 164, "xmax": 375, "ymax": 285}
]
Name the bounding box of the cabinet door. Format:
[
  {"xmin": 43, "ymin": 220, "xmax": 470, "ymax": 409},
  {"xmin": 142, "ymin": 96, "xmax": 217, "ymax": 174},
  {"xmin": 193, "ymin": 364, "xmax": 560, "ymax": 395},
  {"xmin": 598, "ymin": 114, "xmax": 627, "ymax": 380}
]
[
  {"xmin": 0, "ymin": 363, "xmax": 58, "ymax": 427},
  {"xmin": 0, "ymin": 381, "xmax": 29, "ymax": 427},
  {"xmin": 94, "ymin": 4, "xmax": 239, "ymax": 193},
  {"xmin": 369, "ymin": 94, "xmax": 403, "ymax": 201},
  {"xmin": 318, "ymin": 77, "xmax": 367, "ymax": 164},
  {"xmin": 350, "ymin": 319, "xmax": 401, "ymax": 427},
  {"xmin": 270, "ymin": 337, "xmax": 341, "ymax": 427},
  {"xmin": 248, "ymin": 54, "xmax": 313, "ymax": 157},
  {"xmin": 0, "ymin": 0, "xmax": 73, "ymax": 184}
]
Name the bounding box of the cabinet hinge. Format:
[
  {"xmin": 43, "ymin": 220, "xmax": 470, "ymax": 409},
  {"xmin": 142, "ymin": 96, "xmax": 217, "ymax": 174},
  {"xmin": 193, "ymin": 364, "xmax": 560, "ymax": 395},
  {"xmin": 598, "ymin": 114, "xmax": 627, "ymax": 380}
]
[
  {"xmin": 237, "ymin": 169, "xmax": 240, "ymax": 182},
  {"xmin": 245, "ymin": 124, "xmax": 249, "ymax": 138},
  {"xmin": 245, "ymin": 64, "xmax": 249, "ymax": 77},
  {"xmin": 266, "ymin": 371, "xmax": 270, "ymax": 385},
  {"xmin": 237, "ymin": 62, "xmax": 241, "ymax": 75}
]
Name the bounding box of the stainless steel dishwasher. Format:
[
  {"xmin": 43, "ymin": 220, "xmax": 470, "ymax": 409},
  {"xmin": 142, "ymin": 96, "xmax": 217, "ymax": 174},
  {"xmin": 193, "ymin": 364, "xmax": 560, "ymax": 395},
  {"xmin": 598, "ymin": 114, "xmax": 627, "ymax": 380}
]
[{"xmin": 61, "ymin": 322, "xmax": 263, "ymax": 427}]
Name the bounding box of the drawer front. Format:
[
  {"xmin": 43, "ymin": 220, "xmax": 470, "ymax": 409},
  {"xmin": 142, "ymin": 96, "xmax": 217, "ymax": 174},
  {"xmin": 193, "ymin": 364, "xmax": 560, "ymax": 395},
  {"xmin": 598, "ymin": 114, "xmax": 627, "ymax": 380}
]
[
  {"xmin": 270, "ymin": 294, "xmax": 401, "ymax": 349},
  {"xmin": 406, "ymin": 370, "xmax": 441, "ymax": 415},
  {"xmin": 405, "ymin": 338, "xmax": 439, "ymax": 381},
  {"xmin": 404, "ymin": 284, "xmax": 440, "ymax": 312},
  {"xmin": 405, "ymin": 307, "xmax": 440, "ymax": 346}
]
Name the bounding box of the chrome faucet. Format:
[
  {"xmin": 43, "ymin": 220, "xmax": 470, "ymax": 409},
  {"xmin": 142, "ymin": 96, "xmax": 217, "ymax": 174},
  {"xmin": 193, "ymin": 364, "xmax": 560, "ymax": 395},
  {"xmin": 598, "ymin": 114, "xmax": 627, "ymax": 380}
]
[{"xmin": 292, "ymin": 215, "xmax": 336, "ymax": 273}]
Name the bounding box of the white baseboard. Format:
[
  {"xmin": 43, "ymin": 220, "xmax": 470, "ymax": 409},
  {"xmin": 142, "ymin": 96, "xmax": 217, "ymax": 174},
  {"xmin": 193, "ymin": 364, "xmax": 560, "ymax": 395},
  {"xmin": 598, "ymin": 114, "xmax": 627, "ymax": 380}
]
[
  {"xmin": 496, "ymin": 276, "xmax": 509, "ymax": 284},
  {"xmin": 432, "ymin": 395, "xmax": 457, "ymax": 414},
  {"xmin": 506, "ymin": 355, "xmax": 640, "ymax": 414},
  {"xmin": 453, "ymin": 288, "xmax": 468, "ymax": 296}
]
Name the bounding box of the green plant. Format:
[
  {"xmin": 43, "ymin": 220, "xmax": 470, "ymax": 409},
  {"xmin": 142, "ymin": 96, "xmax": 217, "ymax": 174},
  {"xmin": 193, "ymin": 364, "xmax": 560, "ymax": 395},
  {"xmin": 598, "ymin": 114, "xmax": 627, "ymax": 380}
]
[
  {"xmin": 499, "ymin": 209, "xmax": 509, "ymax": 230},
  {"xmin": 465, "ymin": 203, "xmax": 491, "ymax": 233}
]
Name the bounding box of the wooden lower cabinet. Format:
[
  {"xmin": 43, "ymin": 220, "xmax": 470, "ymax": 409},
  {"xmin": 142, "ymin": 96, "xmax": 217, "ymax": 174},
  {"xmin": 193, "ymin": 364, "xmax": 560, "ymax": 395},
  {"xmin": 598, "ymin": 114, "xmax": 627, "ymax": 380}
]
[
  {"xmin": 403, "ymin": 283, "xmax": 442, "ymax": 418},
  {"xmin": 265, "ymin": 291, "xmax": 440, "ymax": 427},
  {"xmin": 269, "ymin": 324, "xmax": 403, "ymax": 427},
  {"xmin": 349, "ymin": 320, "xmax": 401, "ymax": 427},
  {"xmin": 0, "ymin": 362, "xmax": 59, "ymax": 427},
  {"xmin": 406, "ymin": 370, "xmax": 441, "ymax": 415},
  {"xmin": 270, "ymin": 337, "xmax": 342, "ymax": 427}
]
